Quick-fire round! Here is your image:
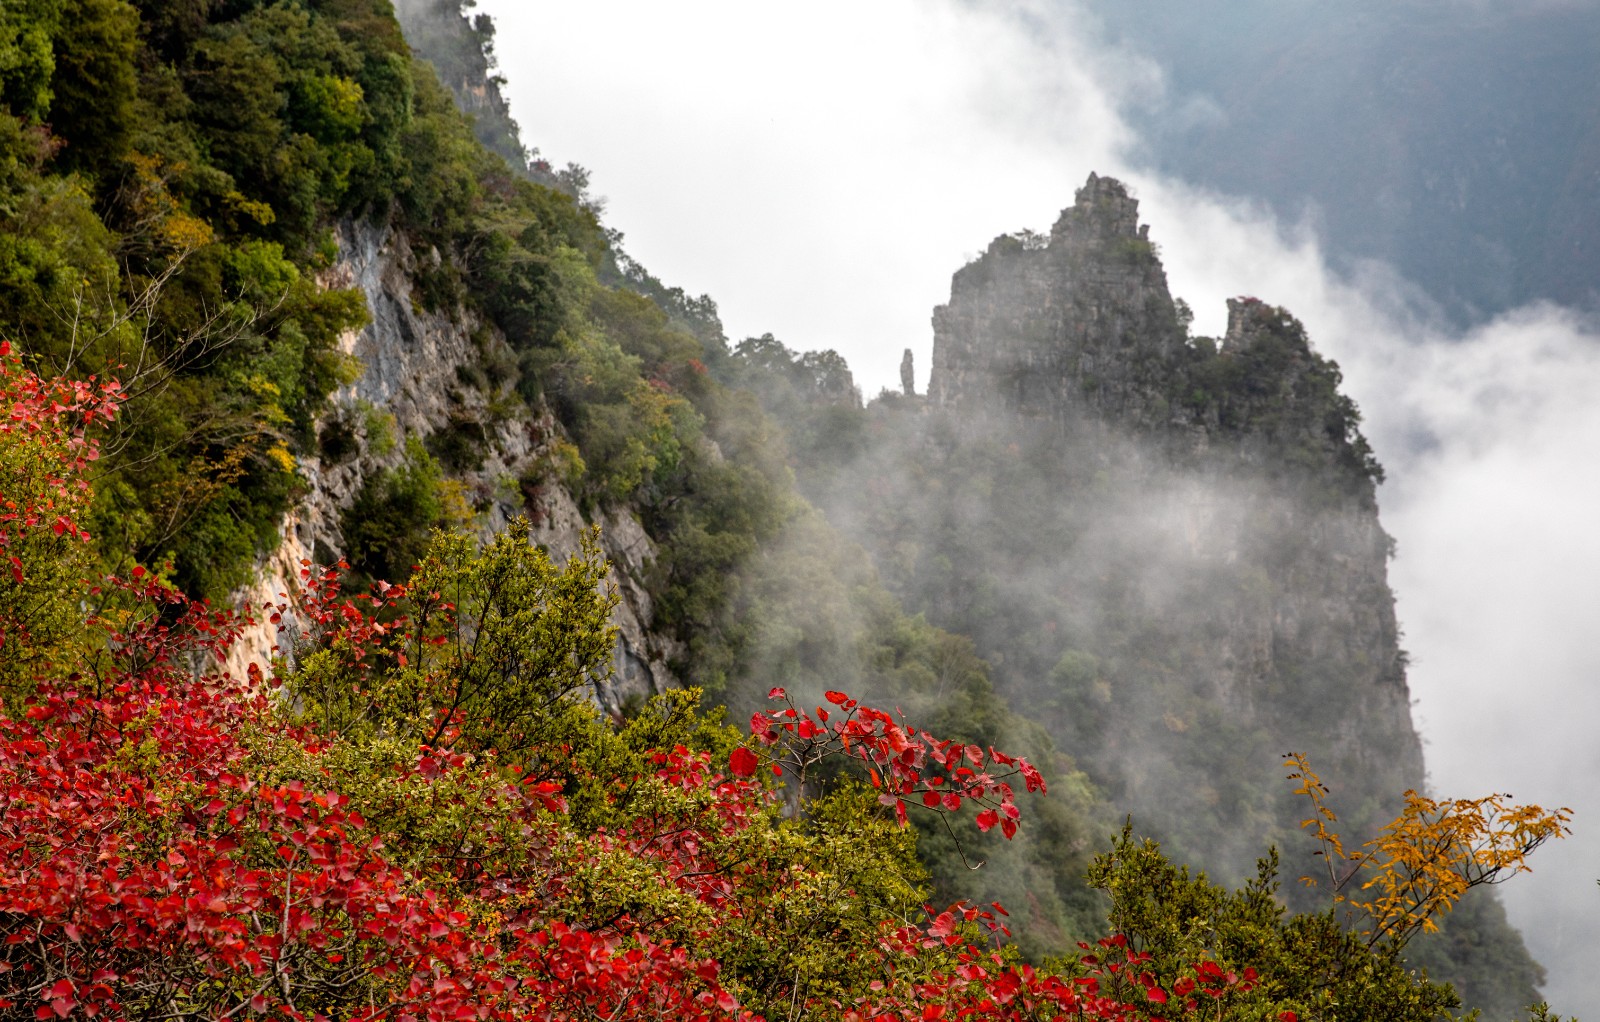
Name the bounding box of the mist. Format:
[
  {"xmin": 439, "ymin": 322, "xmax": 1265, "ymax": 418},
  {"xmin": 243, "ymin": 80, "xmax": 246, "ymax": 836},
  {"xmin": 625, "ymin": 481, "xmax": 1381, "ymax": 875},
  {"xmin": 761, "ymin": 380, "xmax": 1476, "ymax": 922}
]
[{"xmin": 476, "ymin": 0, "xmax": 1600, "ymax": 1011}]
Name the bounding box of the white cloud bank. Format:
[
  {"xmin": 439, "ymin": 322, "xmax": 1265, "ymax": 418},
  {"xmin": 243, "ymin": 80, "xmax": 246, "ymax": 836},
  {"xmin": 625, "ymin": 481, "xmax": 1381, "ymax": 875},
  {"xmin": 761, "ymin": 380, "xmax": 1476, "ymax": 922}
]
[{"xmin": 478, "ymin": 0, "xmax": 1600, "ymax": 1010}]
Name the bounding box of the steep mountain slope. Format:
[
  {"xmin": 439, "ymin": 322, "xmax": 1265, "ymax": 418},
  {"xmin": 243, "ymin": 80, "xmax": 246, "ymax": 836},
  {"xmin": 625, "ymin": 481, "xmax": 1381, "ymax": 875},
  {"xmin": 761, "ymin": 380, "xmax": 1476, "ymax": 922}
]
[
  {"xmin": 922, "ymin": 176, "xmax": 1418, "ymax": 829},
  {"xmin": 385, "ymin": 1, "xmax": 1553, "ymax": 1004},
  {"xmin": 0, "ymin": 0, "xmax": 1112, "ymax": 956},
  {"xmin": 757, "ymin": 175, "xmax": 1545, "ymax": 1014}
]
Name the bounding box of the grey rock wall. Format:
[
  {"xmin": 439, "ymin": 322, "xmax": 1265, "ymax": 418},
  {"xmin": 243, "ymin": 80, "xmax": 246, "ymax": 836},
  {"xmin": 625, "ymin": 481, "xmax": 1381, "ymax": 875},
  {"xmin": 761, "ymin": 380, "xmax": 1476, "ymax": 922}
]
[
  {"xmin": 930, "ymin": 174, "xmax": 1186, "ymax": 423},
  {"xmin": 878, "ymin": 173, "xmax": 1422, "ymax": 872},
  {"xmin": 226, "ymin": 218, "xmax": 678, "ymax": 713}
]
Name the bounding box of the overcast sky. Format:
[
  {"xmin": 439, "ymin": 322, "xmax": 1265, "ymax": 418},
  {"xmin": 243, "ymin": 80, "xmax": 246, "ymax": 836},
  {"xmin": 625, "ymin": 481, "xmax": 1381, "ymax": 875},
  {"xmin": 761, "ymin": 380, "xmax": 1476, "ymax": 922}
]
[{"xmin": 477, "ymin": 0, "xmax": 1600, "ymax": 1010}]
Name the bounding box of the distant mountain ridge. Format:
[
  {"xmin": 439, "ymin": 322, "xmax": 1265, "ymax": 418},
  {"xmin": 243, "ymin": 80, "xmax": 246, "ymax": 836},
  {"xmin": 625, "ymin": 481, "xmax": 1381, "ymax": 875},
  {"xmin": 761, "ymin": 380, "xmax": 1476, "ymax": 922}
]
[{"xmin": 1090, "ymin": 0, "xmax": 1600, "ymax": 320}]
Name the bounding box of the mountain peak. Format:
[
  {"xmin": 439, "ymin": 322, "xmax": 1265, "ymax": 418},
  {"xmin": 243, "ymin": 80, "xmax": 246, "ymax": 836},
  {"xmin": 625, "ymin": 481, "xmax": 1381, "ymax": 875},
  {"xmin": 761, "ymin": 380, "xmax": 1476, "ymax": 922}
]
[
  {"xmin": 1052, "ymin": 172, "xmax": 1147, "ymax": 244},
  {"xmin": 927, "ymin": 172, "xmax": 1182, "ymax": 417}
]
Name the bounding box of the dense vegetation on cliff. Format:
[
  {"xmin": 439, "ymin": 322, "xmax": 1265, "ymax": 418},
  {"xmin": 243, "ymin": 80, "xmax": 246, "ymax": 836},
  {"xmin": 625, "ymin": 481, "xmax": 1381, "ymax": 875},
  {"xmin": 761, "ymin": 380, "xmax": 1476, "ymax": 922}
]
[
  {"xmin": 0, "ymin": 0, "xmax": 523, "ymax": 596},
  {"xmin": 0, "ymin": 1, "xmax": 1575, "ymax": 1019}
]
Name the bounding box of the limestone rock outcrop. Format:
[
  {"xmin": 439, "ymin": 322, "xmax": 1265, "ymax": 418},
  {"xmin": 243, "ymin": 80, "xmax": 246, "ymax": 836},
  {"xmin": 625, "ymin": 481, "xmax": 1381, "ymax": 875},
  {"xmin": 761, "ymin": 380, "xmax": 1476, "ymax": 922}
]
[
  {"xmin": 929, "ymin": 174, "xmax": 1186, "ymax": 422},
  {"xmin": 227, "ymin": 218, "xmax": 678, "ymax": 714},
  {"xmin": 822, "ymin": 173, "xmax": 1423, "ymax": 879}
]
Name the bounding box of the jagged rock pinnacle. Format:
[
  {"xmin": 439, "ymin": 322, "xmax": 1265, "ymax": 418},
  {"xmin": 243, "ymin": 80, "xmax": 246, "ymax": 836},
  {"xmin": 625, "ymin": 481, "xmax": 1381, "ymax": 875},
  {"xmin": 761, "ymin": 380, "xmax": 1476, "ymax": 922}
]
[
  {"xmin": 927, "ymin": 173, "xmax": 1182, "ymax": 418},
  {"xmin": 1051, "ymin": 171, "xmax": 1149, "ymax": 244}
]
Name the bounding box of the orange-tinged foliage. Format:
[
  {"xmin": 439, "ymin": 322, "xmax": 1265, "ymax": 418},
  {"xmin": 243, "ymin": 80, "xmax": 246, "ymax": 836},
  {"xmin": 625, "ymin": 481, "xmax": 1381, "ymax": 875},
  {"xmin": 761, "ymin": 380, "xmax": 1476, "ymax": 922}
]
[{"xmin": 1285, "ymin": 752, "xmax": 1571, "ymax": 948}]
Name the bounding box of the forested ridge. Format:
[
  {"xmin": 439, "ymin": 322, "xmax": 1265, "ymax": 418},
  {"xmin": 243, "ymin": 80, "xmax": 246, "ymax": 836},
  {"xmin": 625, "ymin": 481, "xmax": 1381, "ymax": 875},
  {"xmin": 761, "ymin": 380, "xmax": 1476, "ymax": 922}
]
[{"xmin": 0, "ymin": 0, "xmax": 1575, "ymax": 1019}]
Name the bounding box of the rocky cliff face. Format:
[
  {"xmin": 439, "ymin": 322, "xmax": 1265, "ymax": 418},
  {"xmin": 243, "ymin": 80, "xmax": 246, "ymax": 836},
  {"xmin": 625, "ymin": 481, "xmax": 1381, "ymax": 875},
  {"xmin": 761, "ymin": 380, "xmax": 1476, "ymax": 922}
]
[
  {"xmin": 930, "ymin": 175, "xmax": 1381, "ymax": 487},
  {"xmin": 807, "ymin": 173, "xmax": 1422, "ymax": 878},
  {"xmin": 228, "ymin": 218, "xmax": 678, "ymax": 714},
  {"xmin": 930, "ymin": 173, "xmax": 1186, "ymax": 423},
  {"xmin": 882, "ymin": 172, "xmax": 1541, "ymax": 1022}
]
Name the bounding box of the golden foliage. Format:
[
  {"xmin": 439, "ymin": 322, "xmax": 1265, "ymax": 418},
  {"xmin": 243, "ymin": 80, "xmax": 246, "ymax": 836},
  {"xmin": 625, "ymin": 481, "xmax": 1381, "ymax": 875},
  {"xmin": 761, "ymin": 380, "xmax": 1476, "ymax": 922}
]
[
  {"xmin": 124, "ymin": 152, "xmax": 214, "ymax": 255},
  {"xmin": 1284, "ymin": 752, "xmax": 1570, "ymax": 949}
]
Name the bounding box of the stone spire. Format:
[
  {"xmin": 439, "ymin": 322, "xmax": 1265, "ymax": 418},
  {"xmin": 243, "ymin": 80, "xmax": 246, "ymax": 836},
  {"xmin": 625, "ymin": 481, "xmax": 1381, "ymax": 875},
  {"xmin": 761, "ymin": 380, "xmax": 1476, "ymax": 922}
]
[{"xmin": 926, "ymin": 173, "xmax": 1184, "ymax": 419}]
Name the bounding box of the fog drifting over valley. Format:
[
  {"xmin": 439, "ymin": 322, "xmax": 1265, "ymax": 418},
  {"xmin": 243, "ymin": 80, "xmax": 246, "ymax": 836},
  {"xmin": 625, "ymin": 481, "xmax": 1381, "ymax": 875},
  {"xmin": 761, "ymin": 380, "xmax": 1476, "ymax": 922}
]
[{"xmin": 475, "ymin": 0, "xmax": 1600, "ymax": 1011}]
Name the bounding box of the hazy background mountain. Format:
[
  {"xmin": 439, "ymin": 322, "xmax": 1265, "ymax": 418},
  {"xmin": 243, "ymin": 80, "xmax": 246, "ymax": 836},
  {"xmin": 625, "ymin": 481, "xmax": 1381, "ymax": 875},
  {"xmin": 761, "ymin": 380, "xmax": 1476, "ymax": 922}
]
[{"xmin": 1092, "ymin": 0, "xmax": 1600, "ymax": 321}]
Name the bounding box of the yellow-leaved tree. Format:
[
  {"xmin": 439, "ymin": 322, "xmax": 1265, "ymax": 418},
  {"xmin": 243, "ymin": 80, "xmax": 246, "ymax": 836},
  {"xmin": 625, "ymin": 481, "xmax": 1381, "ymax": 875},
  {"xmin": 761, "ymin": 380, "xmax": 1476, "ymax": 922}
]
[{"xmin": 1284, "ymin": 753, "xmax": 1571, "ymax": 949}]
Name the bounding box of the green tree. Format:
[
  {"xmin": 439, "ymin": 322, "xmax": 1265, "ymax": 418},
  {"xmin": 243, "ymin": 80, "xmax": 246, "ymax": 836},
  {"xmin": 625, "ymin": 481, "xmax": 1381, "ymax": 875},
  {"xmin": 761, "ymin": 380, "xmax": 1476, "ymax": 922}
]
[
  {"xmin": 0, "ymin": 0, "xmax": 62, "ymax": 121},
  {"xmin": 1087, "ymin": 826, "xmax": 1466, "ymax": 1021},
  {"xmin": 48, "ymin": 0, "xmax": 138, "ymax": 174},
  {"xmin": 291, "ymin": 522, "xmax": 617, "ymax": 761},
  {"xmin": 340, "ymin": 437, "xmax": 463, "ymax": 585}
]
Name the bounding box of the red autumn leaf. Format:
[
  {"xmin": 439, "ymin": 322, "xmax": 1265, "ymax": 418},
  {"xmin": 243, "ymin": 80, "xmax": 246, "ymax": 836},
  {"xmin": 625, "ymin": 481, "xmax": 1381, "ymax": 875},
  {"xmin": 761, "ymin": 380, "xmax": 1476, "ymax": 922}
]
[{"xmin": 728, "ymin": 747, "xmax": 759, "ymax": 778}]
